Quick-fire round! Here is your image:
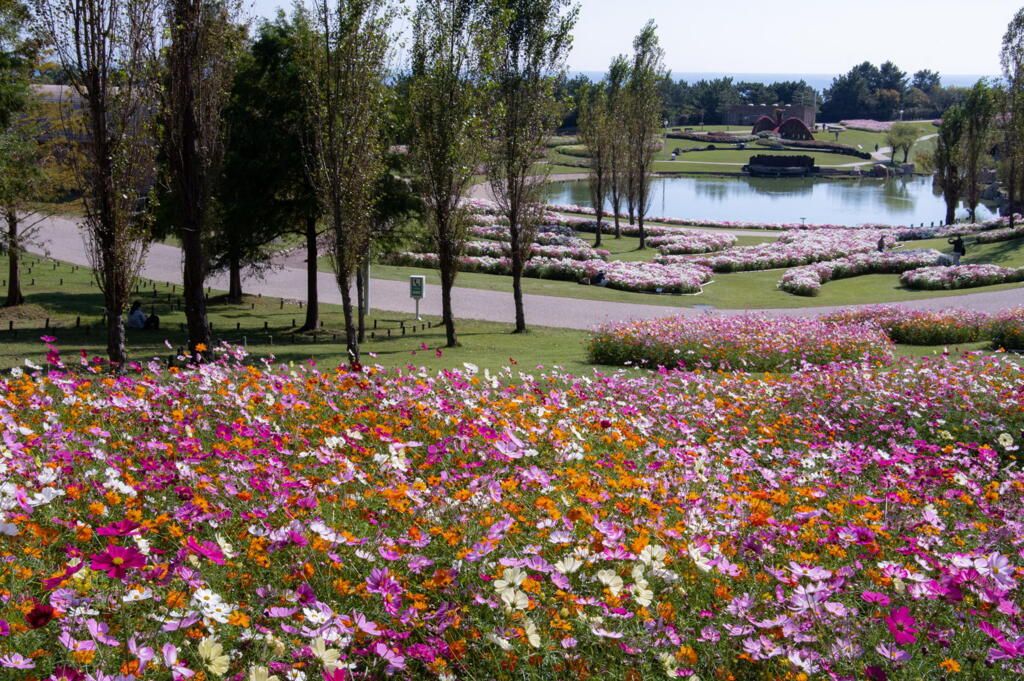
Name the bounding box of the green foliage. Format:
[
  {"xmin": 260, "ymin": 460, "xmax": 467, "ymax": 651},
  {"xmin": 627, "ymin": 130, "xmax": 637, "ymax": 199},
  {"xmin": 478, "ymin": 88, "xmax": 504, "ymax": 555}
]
[
  {"xmin": 0, "ymin": 0, "xmax": 36, "ymax": 128},
  {"xmin": 216, "ymin": 11, "xmax": 318, "ymax": 278},
  {"xmin": 885, "ymin": 122, "xmax": 918, "ymax": 163}
]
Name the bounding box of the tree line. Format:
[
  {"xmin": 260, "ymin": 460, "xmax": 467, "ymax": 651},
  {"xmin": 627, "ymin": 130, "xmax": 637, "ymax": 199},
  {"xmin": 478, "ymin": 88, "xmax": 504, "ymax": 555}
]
[
  {"xmin": 928, "ymin": 10, "xmax": 1024, "ymax": 227},
  {"xmin": 0, "ymin": 0, "xmax": 592, "ymax": 368}
]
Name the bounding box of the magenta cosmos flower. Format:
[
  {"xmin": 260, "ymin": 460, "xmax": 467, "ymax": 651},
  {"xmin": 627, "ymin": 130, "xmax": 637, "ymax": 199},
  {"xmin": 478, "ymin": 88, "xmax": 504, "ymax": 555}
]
[
  {"xmin": 884, "ymin": 606, "xmax": 918, "ymax": 645},
  {"xmin": 90, "ymin": 545, "xmax": 146, "ymax": 580}
]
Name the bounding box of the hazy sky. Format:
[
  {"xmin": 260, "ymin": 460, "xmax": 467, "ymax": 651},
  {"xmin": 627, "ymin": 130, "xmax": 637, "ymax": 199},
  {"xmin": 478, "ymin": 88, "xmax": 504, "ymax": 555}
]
[{"xmin": 246, "ymin": 0, "xmax": 1019, "ymax": 77}]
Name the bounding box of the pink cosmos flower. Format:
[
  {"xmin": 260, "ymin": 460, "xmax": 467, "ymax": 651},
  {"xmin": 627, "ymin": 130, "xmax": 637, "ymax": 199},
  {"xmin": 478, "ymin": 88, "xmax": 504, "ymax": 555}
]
[
  {"xmin": 49, "ymin": 666, "xmax": 86, "ymax": 681},
  {"xmin": 861, "ymin": 590, "xmax": 891, "ymax": 606},
  {"xmin": 372, "ymin": 642, "xmax": 406, "ymax": 671},
  {"xmin": 185, "ymin": 536, "xmax": 226, "ymax": 565},
  {"xmin": 0, "ymin": 653, "xmax": 34, "ymax": 669},
  {"xmin": 95, "ymin": 519, "xmax": 141, "ymax": 537},
  {"xmin": 90, "ymin": 545, "xmax": 146, "ymax": 580},
  {"xmin": 884, "ymin": 607, "xmax": 917, "ymax": 645},
  {"xmin": 875, "ymin": 642, "xmax": 910, "ymax": 662}
]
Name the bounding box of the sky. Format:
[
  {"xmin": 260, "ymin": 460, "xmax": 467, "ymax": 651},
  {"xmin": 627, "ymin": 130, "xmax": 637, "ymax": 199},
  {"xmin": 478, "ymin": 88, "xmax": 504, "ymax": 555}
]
[{"xmin": 245, "ymin": 0, "xmax": 1019, "ymax": 78}]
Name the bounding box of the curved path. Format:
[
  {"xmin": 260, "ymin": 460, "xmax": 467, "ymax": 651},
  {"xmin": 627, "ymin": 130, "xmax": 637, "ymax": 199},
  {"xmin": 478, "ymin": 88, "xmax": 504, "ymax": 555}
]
[{"xmin": 26, "ymin": 215, "xmax": 1024, "ymax": 332}]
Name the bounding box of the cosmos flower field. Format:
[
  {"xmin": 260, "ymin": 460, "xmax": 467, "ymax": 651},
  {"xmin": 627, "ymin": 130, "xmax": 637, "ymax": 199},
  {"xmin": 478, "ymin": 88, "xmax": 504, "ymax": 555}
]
[{"xmin": 2, "ymin": 342, "xmax": 1024, "ymax": 681}]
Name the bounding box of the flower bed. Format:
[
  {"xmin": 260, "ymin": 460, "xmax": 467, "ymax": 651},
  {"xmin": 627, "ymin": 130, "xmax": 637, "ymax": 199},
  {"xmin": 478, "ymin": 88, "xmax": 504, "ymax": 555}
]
[
  {"xmin": 838, "ymin": 119, "xmax": 892, "ymax": 132},
  {"xmin": 464, "ymin": 240, "xmax": 610, "ymax": 262},
  {"xmin": 657, "ymin": 229, "xmax": 892, "ymax": 273},
  {"xmin": 900, "ymin": 264, "xmax": 1024, "ymax": 290},
  {"xmin": 779, "ymin": 249, "xmax": 947, "ymax": 296},
  {"xmin": 990, "ymin": 307, "xmax": 1024, "ymax": 349},
  {"xmin": 587, "ymin": 313, "xmax": 893, "ymax": 370},
  {"xmin": 544, "ymin": 204, "xmax": 896, "ymax": 231},
  {"xmin": 648, "ymin": 231, "xmax": 736, "ymax": 255},
  {"xmin": 468, "ymin": 225, "xmax": 585, "ymax": 247},
  {"xmin": 2, "ymin": 347, "xmax": 1024, "ymax": 680},
  {"xmin": 820, "ymin": 304, "xmax": 992, "ymax": 345},
  {"xmin": 382, "ymin": 252, "xmax": 712, "ymax": 294}
]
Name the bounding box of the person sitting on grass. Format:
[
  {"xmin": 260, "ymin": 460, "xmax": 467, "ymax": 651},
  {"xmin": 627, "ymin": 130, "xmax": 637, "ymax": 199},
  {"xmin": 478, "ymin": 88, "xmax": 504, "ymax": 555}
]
[
  {"xmin": 947, "ymin": 235, "xmax": 966, "ymax": 266},
  {"xmin": 126, "ymin": 301, "xmax": 160, "ymax": 330}
]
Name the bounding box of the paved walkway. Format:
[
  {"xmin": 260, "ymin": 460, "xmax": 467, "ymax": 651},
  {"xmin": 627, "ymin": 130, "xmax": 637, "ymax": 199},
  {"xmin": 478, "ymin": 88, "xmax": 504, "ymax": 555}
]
[{"xmin": 26, "ymin": 215, "xmax": 1024, "ymax": 332}]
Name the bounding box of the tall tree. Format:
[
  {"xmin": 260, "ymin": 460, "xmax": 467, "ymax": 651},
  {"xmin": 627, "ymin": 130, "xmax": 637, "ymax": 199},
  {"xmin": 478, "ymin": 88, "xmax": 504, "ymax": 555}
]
[
  {"xmin": 912, "ymin": 69, "xmax": 941, "ymax": 93},
  {"xmin": 1001, "ymin": 8, "xmax": 1024, "ymax": 226},
  {"xmin": 407, "ymin": 0, "xmax": 496, "ymax": 347},
  {"xmin": 300, "ymin": 0, "xmax": 393, "ymax": 363},
  {"xmin": 884, "ymin": 121, "xmax": 918, "ymax": 164},
  {"xmin": 877, "ymin": 60, "xmax": 908, "ymax": 94},
  {"xmin": 623, "ymin": 20, "xmax": 664, "ymax": 250},
  {"xmin": 35, "ymin": 0, "xmax": 160, "ymax": 367},
  {"xmin": 485, "ymin": 0, "xmax": 577, "ymax": 333},
  {"xmin": 934, "ymin": 105, "xmax": 965, "ymax": 225},
  {"xmin": 961, "ymin": 80, "xmax": 994, "ymax": 222},
  {"xmin": 218, "ymin": 11, "xmax": 321, "ymax": 319},
  {"xmin": 576, "ymin": 80, "xmax": 611, "ymax": 247},
  {"xmin": 0, "ymin": 0, "xmax": 44, "ymax": 308},
  {"xmin": 0, "ymin": 110, "xmax": 51, "ymax": 307},
  {"xmin": 162, "ymin": 0, "xmax": 244, "ymax": 356},
  {"xmin": 605, "ymin": 54, "xmax": 628, "ymax": 237}
]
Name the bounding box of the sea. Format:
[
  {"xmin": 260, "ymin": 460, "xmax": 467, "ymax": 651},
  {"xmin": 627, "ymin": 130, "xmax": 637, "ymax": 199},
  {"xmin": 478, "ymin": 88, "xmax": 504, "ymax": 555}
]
[{"xmin": 570, "ymin": 71, "xmax": 998, "ymax": 92}]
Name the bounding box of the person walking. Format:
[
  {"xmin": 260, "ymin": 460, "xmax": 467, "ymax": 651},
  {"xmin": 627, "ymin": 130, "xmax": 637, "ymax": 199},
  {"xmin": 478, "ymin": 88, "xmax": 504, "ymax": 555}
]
[{"xmin": 947, "ymin": 235, "xmax": 966, "ymax": 265}]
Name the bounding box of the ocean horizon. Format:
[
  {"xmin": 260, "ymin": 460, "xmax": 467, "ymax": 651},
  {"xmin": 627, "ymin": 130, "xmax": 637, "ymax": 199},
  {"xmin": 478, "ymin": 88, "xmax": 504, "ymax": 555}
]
[{"xmin": 569, "ymin": 71, "xmax": 998, "ymax": 92}]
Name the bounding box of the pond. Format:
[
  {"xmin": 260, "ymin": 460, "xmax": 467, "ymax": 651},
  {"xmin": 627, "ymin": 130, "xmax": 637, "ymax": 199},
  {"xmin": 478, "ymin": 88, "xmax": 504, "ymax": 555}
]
[{"xmin": 540, "ymin": 175, "xmax": 999, "ymax": 226}]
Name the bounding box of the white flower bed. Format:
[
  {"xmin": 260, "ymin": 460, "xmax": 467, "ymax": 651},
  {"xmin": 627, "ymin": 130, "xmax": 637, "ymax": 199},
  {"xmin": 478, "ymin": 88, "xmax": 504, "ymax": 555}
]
[
  {"xmin": 656, "ymin": 229, "xmax": 896, "ymax": 273},
  {"xmin": 900, "ymin": 264, "xmax": 1024, "ymax": 290},
  {"xmin": 648, "ymin": 231, "xmax": 737, "ymax": 255},
  {"xmin": 779, "ymin": 249, "xmax": 949, "ymax": 296},
  {"xmin": 382, "ymin": 251, "xmax": 712, "ymax": 294},
  {"xmin": 464, "ymin": 240, "xmax": 609, "ymax": 261},
  {"xmin": 468, "ymin": 225, "xmax": 585, "ymax": 246}
]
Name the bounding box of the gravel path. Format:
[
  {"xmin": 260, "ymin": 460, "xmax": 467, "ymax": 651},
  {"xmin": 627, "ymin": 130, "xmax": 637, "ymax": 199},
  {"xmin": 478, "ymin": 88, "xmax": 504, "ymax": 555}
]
[{"xmin": 26, "ymin": 215, "xmax": 1024, "ymax": 331}]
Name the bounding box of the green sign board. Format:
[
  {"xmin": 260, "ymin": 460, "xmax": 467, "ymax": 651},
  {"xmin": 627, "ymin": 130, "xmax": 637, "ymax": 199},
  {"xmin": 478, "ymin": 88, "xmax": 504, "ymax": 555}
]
[{"xmin": 410, "ymin": 275, "xmax": 424, "ymax": 299}]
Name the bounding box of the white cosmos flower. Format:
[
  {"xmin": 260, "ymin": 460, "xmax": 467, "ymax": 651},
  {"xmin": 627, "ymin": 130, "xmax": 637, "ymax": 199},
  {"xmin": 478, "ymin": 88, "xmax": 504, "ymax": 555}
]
[
  {"xmin": 198, "ymin": 638, "xmax": 230, "ymax": 677},
  {"xmin": 311, "ymin": 638, "xmax": 341, "ymax": 671},
  {"xmin": 494, "ymin": 567, "xmax": 526, "ymax": 592},
  {"xmin": 554, "ymin": 557, "xmax": 582, "ymax": 574},
  {"xmin": 524, "ymin": 618, "xmax": 541, "ymax": 648},
  {"xmin": 596, "ymin": 569, "xmax": 624, "ymax": 596},
  {"xmin": 500, "ymin": 588, "xmax": 528, "ymax": 611},
  {"xmin": 639, "ymin": 544, "xmax": 667, "ymax": 567}
]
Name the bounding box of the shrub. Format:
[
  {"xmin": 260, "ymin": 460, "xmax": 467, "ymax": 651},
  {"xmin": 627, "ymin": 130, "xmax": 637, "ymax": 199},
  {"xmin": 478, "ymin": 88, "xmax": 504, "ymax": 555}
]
[
  {"xmin": 587, "ymin": 313, "xmax": 894, "ymax": 371},
  {"xmin": 747, "ymin": 154, "xmax": 815, "ymax": 168},
  {"xmin": 779, "ymin": 249, "xmax": 947, "ymax": 296},
  {"xmin": 990, "ymin": 307, "xmax": 1024, "ymax": 349},
  {"xmin": 900, "ymin": 264, "xmax": 1024, "ymax": 290},
  {"xmin": 820, "ymin": 305, "xmax": 991, "ymax": 345}
]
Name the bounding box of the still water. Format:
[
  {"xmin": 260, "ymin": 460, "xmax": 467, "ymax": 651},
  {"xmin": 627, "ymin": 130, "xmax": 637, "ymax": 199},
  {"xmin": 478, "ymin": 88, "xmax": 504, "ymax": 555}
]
[{"xmin": 541, "ymin": 176, "xmax": 998, "ymax": 226}]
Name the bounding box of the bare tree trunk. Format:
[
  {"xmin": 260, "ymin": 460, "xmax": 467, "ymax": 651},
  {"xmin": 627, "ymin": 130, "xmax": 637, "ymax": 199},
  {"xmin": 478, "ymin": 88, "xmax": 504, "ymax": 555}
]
[
  {"xmin": 338, "ymin": 268, "xmax": 358, "ymax": 365},
  {"xmin": 594, "ymin": 213, "xmax": 602, "ymax": 248},
  {"xmin": 182, "ymin": 226, "xmax": 211, "ymax": 354},
  {"xmin": 611, "ymin": 188, "xmax": 621, "ymax": 237},
  {"xmin": 356, "ymin": 261, "xmax": 365, "ymax": 343},
  {"xmin": 944, "ymin": 190, "xmax": 957, "ymax": 226},
  {"xmin": 105, "ymin": 302, "xmax": 128, "ymax": 371},
  {"xmin": 301, "ymin": 215, "xmax": 319, "ymax": 331},
  {"xmin": 437, "ymin": 238, "xmax": 459, "ymax": 346},
  {"xmin": 4, "ymin": 212, "xmax": 23, "ymax": 307},
  {"xmin": 510, "ymin": 242, "xmax": 526, "ymax": 333},
  {"xmin": 227, "ymin": 253, "xmax": 242, "ymax": 303}
]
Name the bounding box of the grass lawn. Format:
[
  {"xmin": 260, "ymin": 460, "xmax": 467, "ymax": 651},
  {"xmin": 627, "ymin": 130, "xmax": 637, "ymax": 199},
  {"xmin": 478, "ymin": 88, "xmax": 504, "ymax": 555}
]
[
  {"xmin": 0, "ymin": 255, "xmax": 597, "ymax": 373},
  {"xmin": 371, "ymin": 234, "xmax": 1024, "ymax": 310},
  {"xmin": 2, "ymin": 253, "xmax": 1015, "ymax": 376}
]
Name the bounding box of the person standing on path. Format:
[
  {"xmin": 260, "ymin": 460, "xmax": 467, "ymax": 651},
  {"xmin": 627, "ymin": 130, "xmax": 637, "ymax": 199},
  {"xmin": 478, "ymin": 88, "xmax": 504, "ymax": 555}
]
[{"xmin": 948, "ymin": 235, "xmax": 966, "ymax": 265}]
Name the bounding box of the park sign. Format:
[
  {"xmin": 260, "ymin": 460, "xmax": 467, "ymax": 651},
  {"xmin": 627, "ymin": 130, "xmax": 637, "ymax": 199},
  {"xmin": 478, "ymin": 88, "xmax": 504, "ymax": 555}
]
[
  {"xmin": 410, "ymin": 275, "xmax": 424, "ymax": 299},
  {"xmin": 409, "ymin": 275, "xmax": 425, "ymax": 320}
]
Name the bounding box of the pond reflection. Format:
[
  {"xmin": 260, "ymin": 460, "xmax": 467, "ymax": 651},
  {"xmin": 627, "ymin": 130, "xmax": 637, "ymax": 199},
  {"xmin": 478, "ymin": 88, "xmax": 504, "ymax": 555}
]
[{"xmin": 541, "ymin": 176, "xmax": 998, "ymax": 226}]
